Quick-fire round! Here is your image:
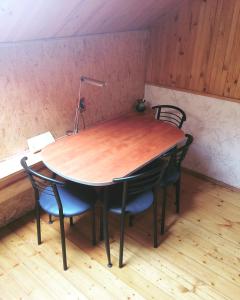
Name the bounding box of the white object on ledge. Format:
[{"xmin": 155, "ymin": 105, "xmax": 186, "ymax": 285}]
[{"xmin": 27, "ymin": 131, "xmax": 55, "ymax": 154}]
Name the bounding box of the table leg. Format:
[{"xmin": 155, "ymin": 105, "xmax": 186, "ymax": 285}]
[{"xmin": 103, "ymin": 187, "xmax": 112, "ymax": 267}]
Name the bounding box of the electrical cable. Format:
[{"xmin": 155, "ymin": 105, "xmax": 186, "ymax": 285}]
[{"xmin": 80, "ymin": 110, "xmax": 86, "ymax": 129}]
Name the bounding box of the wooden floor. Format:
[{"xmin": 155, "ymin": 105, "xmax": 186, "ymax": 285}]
[{"xmin": 0, "ymin": 173, "xmax": 240, "ymax": 300}]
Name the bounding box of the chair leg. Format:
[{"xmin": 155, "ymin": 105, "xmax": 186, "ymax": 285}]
[
  {"xmin": 36, "ymin": 203, "xmax": 41, "ymax": 245},
  {"xmin": 176, "ymin": 178, "xmax": 181, "ymax": 214},
  {"xmin": 99, "ymin": 206, "xmax": 104, "ymax": 241},
  {"xmin": 103, "ymin": 188, "xmax": 112, "ymax": 267},
  {"xmin": 129, "ymin": 215, "xmax": 134, "ymax": 227},
  {"xmin": 92, "ymin": 207, "xmax": 96, "ymax": 246},
  {"xmin": 70, "ymin": 216, "xmax": 74, "ymax": 226},
  {"xmin": 119, "ymin": 213, "xmax": 126, "ymax": 268},
  {"xmin": 48, "ymin": 214, "xmax": 53, "ymax": 224},
  {"xmin": 161, "ymin": 187, "xmax": 167, "ymax": 235},
  {"xmin": 153, "ymin": 197, "xmax": 158, "ymax": 248},
  {"xmin": 59, "ymin": 216, "xmax": 67, "ymax": 271}
]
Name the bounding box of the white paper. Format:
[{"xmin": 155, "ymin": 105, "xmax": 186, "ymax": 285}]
[{"xmin": 27, "ymin": 131, "xmax": 55, "ymax": 153}]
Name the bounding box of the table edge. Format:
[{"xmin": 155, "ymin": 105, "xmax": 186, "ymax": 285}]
[{"xmin": 41, "ymin": 141, "xmax": 183, "ymax": 187}]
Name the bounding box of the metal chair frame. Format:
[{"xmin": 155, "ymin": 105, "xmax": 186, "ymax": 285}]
[
  {"xmin": 102, "ymin": 160, "xmax": 169, "ymax": 268},
  {"xmin": 152, "ymin": 105, "xmax": 186, "ymax": 128},
  {"xmin": 160, "ymin": 134, "xmax": 193, "ymax": 234},
  {"xmin": 21, "ymin": 157, "xmax": 96, "ymax": 270}
]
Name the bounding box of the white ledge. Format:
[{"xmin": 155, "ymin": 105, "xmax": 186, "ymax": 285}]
[{"xmin": 0, "ymin": 151, "xmax": 42, "ymax": 180}]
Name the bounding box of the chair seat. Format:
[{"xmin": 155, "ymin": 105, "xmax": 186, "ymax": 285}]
[
  {"xmin": 106, "ymin": 185, "xmax": 154, "ymax": 215},
  {"xmin": 159, "ymin": 165, "xmax": 180, "ymax": 186},
  {"xmin": 39, "ymin": 183, "xmax": 96, "ymax": 217}
]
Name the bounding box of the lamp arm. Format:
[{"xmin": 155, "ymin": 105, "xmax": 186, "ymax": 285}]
[
  {"xmin": 80, "ymin": 76, "xmax": 105, "ymax": 87},
  {"xmin": 73, "ymin": 78, "xmax": 83, "ymax": 134},
  {"xmin": 72, "ymin": 76, "xmax": 106, "ymax": 134}
]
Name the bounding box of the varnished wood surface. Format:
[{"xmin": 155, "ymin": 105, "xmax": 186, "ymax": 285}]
[
  {"xmin": 146, "ymin": 0, "xmax": 240, "ymax": 103},
  {"xmin": 0, "ymin": 31, "xmax": 147, "ymax": 160},
  {"xmin": 41, "ymin": 113, "xmax": 185, "ymax": 186},
  {"xmin": 0, "ymin": 0, "xmax": 177, "ymax": 43},
  {"xmin": 1, "ymin": 173, "xmax": 240, "ymax": 299}
]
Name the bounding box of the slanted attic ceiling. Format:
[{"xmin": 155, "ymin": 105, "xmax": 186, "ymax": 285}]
[{"xmin": 0, "ymin": 0, "xmax": 178, "ymax": 43}]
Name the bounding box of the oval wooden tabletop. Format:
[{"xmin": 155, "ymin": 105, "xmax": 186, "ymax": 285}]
[{"xmin": 41, "ymin": 113, "xmax": 185, "ymax": 186}]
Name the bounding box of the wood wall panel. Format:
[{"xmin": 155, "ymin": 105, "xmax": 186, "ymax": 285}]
[
  {"xmin": 0, "ymin": 31, "xmax": 148, "ymax": 160},
  {"xmin": 0, "ymin": 176, "xmax": 34, "ymax": 227},
  {"xmin": 0, "ymin": 163, "xmax": 48, "ymax": 227},
  {"xmin": 146, "ymin": 0, "xmax": 240, "ymax": 102}
]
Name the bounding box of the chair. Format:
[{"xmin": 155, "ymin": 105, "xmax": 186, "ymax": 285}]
[
  {"xmin": 20, "ymin": 157, "xmax": 97, "ymax": 270},
  {"xmin": 159, "ymin": 134, "xmax": 193, "ymax": 234},
  {"xmin": 102, "ymin": 160, "xmax": 169, "ymax": 268},
  {"xmin": 152, "ymin": 105, "xmax": 186, "ymax": 128}
]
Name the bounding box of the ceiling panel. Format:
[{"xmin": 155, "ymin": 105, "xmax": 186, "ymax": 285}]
[{"xmin": 0, "ymin": 0, "xmax": 178, "ymax": 43}]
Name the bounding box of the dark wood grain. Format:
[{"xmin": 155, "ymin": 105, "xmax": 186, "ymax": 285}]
[{"xmin": 41, "ymin": 113, "xmax": 185, "ymax": 186}]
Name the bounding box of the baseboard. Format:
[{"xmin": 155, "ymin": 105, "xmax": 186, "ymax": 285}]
[{"xmin": 182, "ymin": 167, "xmax": 240, "ymax": 193}]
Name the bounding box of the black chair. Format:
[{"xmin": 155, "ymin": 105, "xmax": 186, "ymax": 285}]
[
  {"xmin": 20, "ymin": 157, "xmax": 97, "ymax": 270},
  {"xmin": 152, "ymin": 105, "xmax": 186, "ymax": 128},
  {"xmin": 102, "ymin": 160, "xmax": 169, "ymax": 268},
  {"xmin": 159, "ymin": 134, "xmax": 193, "ymax": 234}
]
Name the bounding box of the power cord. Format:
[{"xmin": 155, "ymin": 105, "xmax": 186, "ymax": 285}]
[{"xmin": 80, "ymin": 110, "xmax": 86, "ymax": 129}]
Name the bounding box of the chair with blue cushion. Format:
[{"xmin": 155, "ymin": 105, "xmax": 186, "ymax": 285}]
[
  {"xmin": 160, "ymin": 134, "xmax": 193, "ymax": 234},
  {"xmin": 102, "ymin": 160, "xmax": 169, "ymax": 268},
  {"xmin": 20, "ymin": 157, "xmax": 97, "ymax": 270},
  {"xmin": 152, "ymin": 104, "xmax": 186, "ymax": 128}
]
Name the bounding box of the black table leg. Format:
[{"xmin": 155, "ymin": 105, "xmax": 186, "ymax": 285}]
[{"xmin": 103, "ymin": 187, "xmax": 112, "ymax": 267}]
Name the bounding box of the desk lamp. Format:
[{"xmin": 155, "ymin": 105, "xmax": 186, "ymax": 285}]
[{"xmin": 72, "ymin": 76, "xmax": 106, "ymax": 134}]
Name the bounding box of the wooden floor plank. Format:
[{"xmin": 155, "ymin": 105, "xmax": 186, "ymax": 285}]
[
  {"xmin": 0, "ymin": 173, "xmax": 239, "ymax": 300},
  {"xmin": 72, "ymin": 217, "xmax": 205, "ymax": 300},
  {"xmin": 10, "ymin": 216, "xmax": 146, "ymax": 300},
  {"xmin": 1, "ymin": 228, "xmax": 86, "ymax": 299},
  {"xmin": 55, "ymin": 219, "xmax": 176, "ymax": 300},
  {"xmin": 99, "ymin": 214, "xmax": 232, "ymax": 300}
]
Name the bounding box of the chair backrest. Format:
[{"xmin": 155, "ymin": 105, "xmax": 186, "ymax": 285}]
[
  {"xmin": 152, "ymin": 105, "xmax": 186, "ymax": 128},
  {"xmin": 20, "ymin": 157, "xmax": 64, "ymax": 210},
  {"xmin": 113, "ymin": 159, "xmax": 169, "ymax": 212},
  {"xmin": 157, "ymin": 134, "xmax": 193, "ymax": 174},
  {"xmin": 174, "ymin": 134, "xmax": 193, "ymax": 169}
]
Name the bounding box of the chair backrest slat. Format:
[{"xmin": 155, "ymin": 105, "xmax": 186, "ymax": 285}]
[
  {"xmin": 20, "ymin": 157, "xmax": 64, "ymax": 208},
  {"xmin": 159, "ymin": 118, "xmax": 182, "ymax": 127},
  {"xmin": 152, "ymin": 105, "xmax": 186, "ymax": 128},
  {"xmin": 161, "ymin": 134, "xmax": 193, "ymax": 170},
  {"xmin": 113, "ymin": 159, "xmax": 169, "ymax": 197},
  {"xmin": 160, "ymin": 112, "xmax": 183, "ymax": 120}
]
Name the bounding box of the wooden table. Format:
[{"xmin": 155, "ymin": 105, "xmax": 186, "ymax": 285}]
[
  {"xmin": 41, "ymin": 113, "xmax": 185, "ymax": 186},
  {"xmin": 41, "ymin": 112, "xmax": 185, "ymax": 267}
]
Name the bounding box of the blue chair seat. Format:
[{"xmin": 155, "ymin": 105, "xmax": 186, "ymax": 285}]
[
  {"xmin": 39, "ymin": 183, "xmax": 96, "ymax": 217},
  {"xmin": 106, "ymin": 185, "xmax": 154, "ymax": 215}
]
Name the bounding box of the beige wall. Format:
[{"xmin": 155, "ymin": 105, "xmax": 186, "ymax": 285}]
[
  {"xmin": 0, "ymin": 30, "xmax": 148, "ymax": 160},
  {"xmin": 145, "ymin": 84, "xmax": 240, "ymax": 189}
]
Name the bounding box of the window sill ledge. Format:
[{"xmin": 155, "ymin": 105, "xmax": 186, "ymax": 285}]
[{"xmin": 0, "ymin": 151, "xmax": 43, "ymax": 189}]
